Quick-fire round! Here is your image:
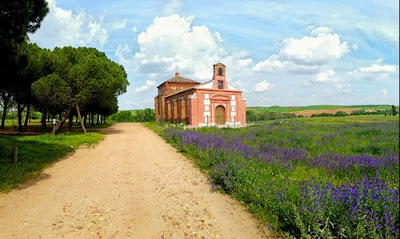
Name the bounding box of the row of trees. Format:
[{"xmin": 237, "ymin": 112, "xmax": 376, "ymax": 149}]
[
  {"xmin": 246, "ymin": 110, "xmax": 301, "ymax": 121},
  {"xmin": 109, "ymin": 109, "xmax": 155, "ymax": 122},
  {"xmin": 1, "ymin": 44, "xmax": 129, "ymax": 134},
  {"xmin": 1, "ymin": 0, "xmax": 49, "ymax": 131},
  {"xmin": 1, "ymin": 1, "xmax": 129, "ymax": 134}
]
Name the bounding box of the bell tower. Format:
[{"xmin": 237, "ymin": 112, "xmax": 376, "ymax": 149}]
[{"xmin": 212, "ymin": 63, "xmax": 227, "ymax": 90}]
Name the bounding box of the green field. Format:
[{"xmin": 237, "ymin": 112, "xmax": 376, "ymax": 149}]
[
  {"xmin": 248, "ymin": 104, "xmax": 397, "ymax": 113},
  {"xmin": 162, "ymin": 116, "xmax": 399, "ymax": 238}
]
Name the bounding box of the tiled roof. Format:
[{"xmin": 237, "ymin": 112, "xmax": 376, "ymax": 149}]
[{"xmin": 166, "ymin": 76, "xmax": 199, "ymax": 84}]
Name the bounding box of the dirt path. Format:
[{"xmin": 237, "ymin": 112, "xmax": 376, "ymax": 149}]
[{"xmin": 0, "ymin": 123, "xmax": 272, "ymax": 239}]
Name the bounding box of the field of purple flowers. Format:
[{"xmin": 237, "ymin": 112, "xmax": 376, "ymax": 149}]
[{"xmin": 164, "ymin": 118, "xmax": 399, "ymax": 238}]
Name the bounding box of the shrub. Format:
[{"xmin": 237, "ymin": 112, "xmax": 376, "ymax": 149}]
[
  {"xmin": 111, "ymin": 111, "xmax": 135, "ymax": 122},
  {"xmin": 334, "ymin": 111, "xmax": 348, "ymax": 117}
]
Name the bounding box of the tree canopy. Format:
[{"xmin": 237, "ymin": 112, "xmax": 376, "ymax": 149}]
[
  {"xmin": 31, "ymin": 46, "xmax": 129, "ymax": 134},
  {"xmin": 0, "ymin": 0, "xmax": 49, "ymax": 85}
]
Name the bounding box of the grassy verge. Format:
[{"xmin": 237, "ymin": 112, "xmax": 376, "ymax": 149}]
[{"xmin": 0, "ymin": 132, "xmax": 103, "ymax": 192}]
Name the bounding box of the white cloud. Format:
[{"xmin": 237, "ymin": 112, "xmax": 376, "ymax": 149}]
[
  {"xmin": 132, "ymin": 26, "xmax": 138, "ymax": 34},
  {"xmin": 253, "ymin": 28, "xmax": 350, "ymax": 73},
  {"xmin": 348, "ymin": 63, "xmax": 396, "ymax": 80},
  {"xmin": 133, "ymin": 14, "xmax": 252, "ymax": 81},
  {"xmin": 307, "ymin": 69, "xmax": 350, "ymax": 94},
  {"xmin": 112, "ymin": 18, "xmax": 127, "ymax": 30},
  {"xmin": 163, "ymin": 0, "xmax": 183, "ymax": 16},
  {"xmin": 310, "ymin": 26, "xmax": 333, "ymax": 36},
  {"xmin": 254, "ymin": 80, "xmax": 272, "ymax": 92},
  {"xmin": 214, "ymin": 32, "xmax": 223, "ymax": 43},
  {"xmin": 88, "ymin": 22, "xmax": 108, "ymax": 45},
  {"xmin": 381, "ymin": 88, "xmax": 388, "ymax": 97},
  {"xmin": 136, "ymin": 80, "xmax": 156, "ymax": 93},
  {"xmin": 351, "ymin": 43, "xmax": 358, "ymax": 50},
  {"xmin": 29, "ymin": 0, "xmax": 108, "ymax": 48},
  {"xmin": 115, "ymin": 43, "xmax": 133, "ymax": 68},
  {"xmin": 358, "ymin": 64, "xmax": 396, "ymax": 73},
  {"xmin": 279, "ymin": 33, "xmax": 350, "ymax": 65}
]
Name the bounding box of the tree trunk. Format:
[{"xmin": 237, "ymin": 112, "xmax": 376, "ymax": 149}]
[
  {"xmin": 47, "ymin": 113, "xmax": 50, "ymax": 122},
  {"xmin": 1, "ymin": 102, "xmax": 8, "ymax": 129},
  {"xmin": 59, "ymin": 113, "xmax": 62, "ymax": 120},
  {"xmin": 68, "ymin": 114, "xmax": 73, "ymax": 131},
  {"xmin": 97, "ymin": 114, "xmax": 100, "ymax": 125},
  {"xmin": 91, "ymin": 113, "xmax": 95, "ymax": 126},
  {"xmin": 84, "ymin": 115, "xmax": 87, "ymax": 127},
  {"xmin": 0, "ymin": 90, "xmax": 12, "ymax": 130},
  {"xmin": 24, "ymin": 103, "xmax": 31, "ymax": 129},
  {"xmin": 104, "ymin": 115, "xmax": 106, "ymax": 124},
  {"xmin": 52, "ymin": 108, "xmax": 72, "ymax": 135},
  {"xmin": 17, "ymin": 102, "xmax": 24, "ymax": 132},
  {"xmin": 75, "ymin": 103, "xmax": 86, "ymax": 133},
  {"xmin": 41, "ymin": 111, "xmax": 47, "ymax": 128}
]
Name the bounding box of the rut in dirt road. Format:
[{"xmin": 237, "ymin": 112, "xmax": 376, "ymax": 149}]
[{"xmin": 0, "ymin": 123, "xmax": 273, "ymax": 238}]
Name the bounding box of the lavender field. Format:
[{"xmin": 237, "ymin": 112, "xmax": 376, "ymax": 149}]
[{"xmin": 164, "ymin": 117, "xmax": 399, "ymax": 238}]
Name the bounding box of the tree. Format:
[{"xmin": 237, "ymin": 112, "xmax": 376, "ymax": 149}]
[
  {"xmin": 391, "ymin": 105, "xmax": 397, "ymax": 116},
  {"xmin": 1, "ymin": 1, "xmax": 48, "ymax": 130},
  {"xmin": 0, "ymin": 0, "xmax": 49, "ymax": 90},
  {"xmin": 31, "ymin": 47, "xmax": 128, "ymax": 135},
  {"xmin": 32, "ymin": 74, "xmax": 73, "ymax": 115},
  {"xmin": 9, "ymin": 43, "xmax": 46, "ymax": 131},
  {"xmin": 0, "ymin": 88, "xmax": 13, "ymax": 129}
]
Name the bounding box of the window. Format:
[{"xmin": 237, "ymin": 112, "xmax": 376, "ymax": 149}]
[
  {"xmin": 218, "ymin": 67, "xmax": 223, "ymax": 75},
  {"xmin": 218, "ymin": 80, "xmax": 223, "ymax": 89}
]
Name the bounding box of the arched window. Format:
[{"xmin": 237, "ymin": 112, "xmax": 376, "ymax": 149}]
[{"xmin": 218, "ymin": 67, "xmax": 223, "ymax": 76}]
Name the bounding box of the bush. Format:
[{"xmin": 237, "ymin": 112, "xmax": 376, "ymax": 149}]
[
  {"xmin": 111, "ymin": 111, "xmax": 135, "ymax": 122},
  {"xmin": 351, "ymin": 110, "xmax": 366, "ymax": 115},
  {"xmin": 134, "ymin": 108, "xmax": 155, "ymax": 122},
  {"xmin": 31, "ymin": 111, "xmax": 42, "ymax": 119},
  {"xmin": 110, "ymin": 109, "xmax": 155, "ymax": 122},
  {"xmin": 246, "ymin": 110, "xmax": 298, "ymax": 121},
  {"xmin": 334, "ymin": 111, "xmax": 348, "ymax": 117}
]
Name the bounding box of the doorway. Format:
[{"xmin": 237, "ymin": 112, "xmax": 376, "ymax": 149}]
[{"xmin": 215, "ymin": 106, "xmax": 225, "ymax": 125}]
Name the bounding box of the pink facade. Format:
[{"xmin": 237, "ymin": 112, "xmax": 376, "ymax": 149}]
[{"xmin": 155, "ymin": 63, "xmax": 246, "ymax": 127}]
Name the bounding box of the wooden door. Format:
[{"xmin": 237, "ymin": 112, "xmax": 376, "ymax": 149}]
[{"xmin": 215, "ymin": 106, "xmax": 225, "ymax": 125}]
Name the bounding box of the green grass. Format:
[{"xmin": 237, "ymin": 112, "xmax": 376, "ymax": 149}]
[
  {"xmin": 1, "ymin": 118, "xmax": 110, "ymax": 133},
  {"xmin": 0, "ymin": 132, "xmax": 103, "ymax": 192},
  {"xmin": 248, "ymin": 104, "xmax": 397, "ymax": 113}
]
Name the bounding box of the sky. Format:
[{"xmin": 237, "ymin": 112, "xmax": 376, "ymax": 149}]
[{"xmin": 29, "ymin": 0, "xmax": 399, "ymax": 109}]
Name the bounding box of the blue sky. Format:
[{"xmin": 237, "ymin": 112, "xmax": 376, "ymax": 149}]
[{"xmin": 29, "ymin": 0, "xmax": 399, "ymax": 109}]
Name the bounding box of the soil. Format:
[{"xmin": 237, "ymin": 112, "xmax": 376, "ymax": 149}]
[
  {"xmin": 289, "ymin": 108, "xmax": 361, "ymax": 117},
  {"xmin": 0, "ymin": 123, "xmax": 273, "ymax": 238}
]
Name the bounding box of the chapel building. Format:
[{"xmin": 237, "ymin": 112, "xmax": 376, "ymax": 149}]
[{"xmin": 155, "ymin": 63, "xmax": 246, "ymax": 127}]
